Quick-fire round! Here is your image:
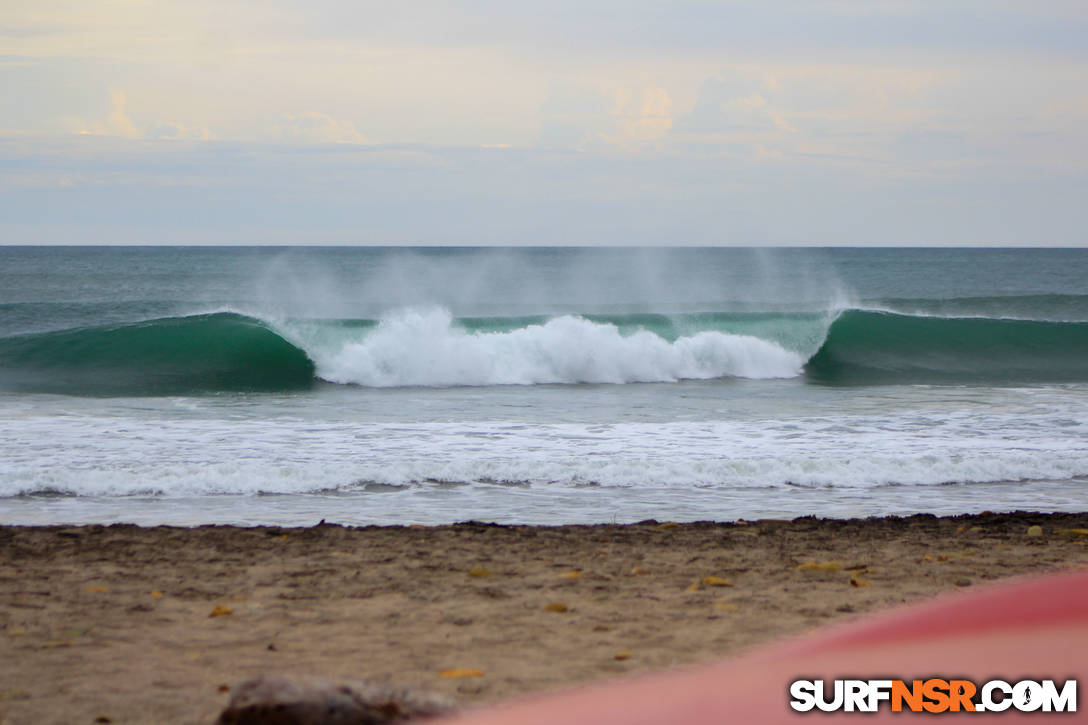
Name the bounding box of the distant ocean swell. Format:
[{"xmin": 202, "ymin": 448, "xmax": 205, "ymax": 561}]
[{"xmin": 2, "ymin": 305, "xmax": 1088, "ymax": 394}]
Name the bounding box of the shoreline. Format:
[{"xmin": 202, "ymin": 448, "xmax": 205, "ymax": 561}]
[{"xmin": 2, "ymin": 511, "xmax": 1087, "ymax": 723}]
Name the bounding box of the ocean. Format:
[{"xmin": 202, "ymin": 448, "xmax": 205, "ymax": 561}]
[{"xmin": 1, "ymin": 246, "xmax": 1086, "ymax": 526}]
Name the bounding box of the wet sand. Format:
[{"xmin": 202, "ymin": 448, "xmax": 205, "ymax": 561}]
[{"xmin": 2, "ymin": 512, "xmax": 1087, "ymax": 724}]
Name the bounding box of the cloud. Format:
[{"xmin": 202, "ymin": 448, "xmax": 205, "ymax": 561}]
[
  {"xmin": 148, "ymin": 121, "xmax": 215, "ymax": 141},
  {"xmin": 75, "ymin": 91, "xmax": 139, "ymax": 138},
  {"xmin": 675, "ymin": 71, "xmax": 794, "ymax": 136},
  {"xmin": 539, "ymin": 81, "xmax": 674, "ymax": 150},
  {"xmin": 609, "ymin": 86, "xmax": 674, "ymax": 148},
  {"xmin": 65, "ymin": 90, "xmax": 215, "ymax": 141},
  {"xmin": 539, "ymin": 81, "xmax": 613, "ymax": 148},
  {"xmin": 273, "ymin": 112, "xmax": 367, "ymax": 145}
]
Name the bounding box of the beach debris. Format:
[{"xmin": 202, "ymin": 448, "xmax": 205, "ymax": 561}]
[
  {"xmin": 209, "ymin": 605, "xmax": 234, "ymax": 618},
  {"xmin": 150, "ymin": 590, "xmax": 164, "ymax": 598},
  {"xmin": 217, "ymin": 674, "xmax": 456, "ymax": 724},
  {"xmin": 629, "ymin": 567, "xmax": 648, "ymax": 576},
  {"xmin": 797, "ymin": 561, "xmax": 842, "ymax": 572},
  {"xmin": 545, "ymin": 602, "xmax": 569, "ymax": 613},
  {"xmin": 1027, "ymin": 525, "xmax": 1043, "ymax": 537},
  {"xmin": 438, "ymin": 668, "xmax": 484, "ymax": 679},
  {"xmin": 613, "ymin": 651, "xmax": 633, "ymax": 660},
  {"xmin": 467, "ymin": 568, "xmax": 493, "ymax": 578},
  {"xmin": 686, "ymin": 583, "xmax": 702, "ymax": 591},
  {"xmin": 849, "ymin": 574, "xmax": 870, "ymax": 588},
  {"xmin": 559, "ymin": 571, "xmax": 583, "ymax": 579},
  {"xmin": 701, "ymin": 576, "xmax": 732, "ymax": 587},
  {"xmin": 714, "ymin": 601, "xmax": 739, "ymax": 612},
  {"xmin": 84, "ymin": 585, "xmax": 109, "ymax": 593},
  {"xmin": 1056, "ymin": 528, "xmax": 1088, "ymax": 538}
]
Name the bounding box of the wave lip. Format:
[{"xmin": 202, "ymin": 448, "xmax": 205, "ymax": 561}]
[
  {"xmin": 0, "ymin": 312, "xmax": 316, "ymax": 396},
  {"xmin": 806, "ymin": 310, "xmax": 1088, "ymax": 385},
  {"xmin": 312, "ymin": 308, "xmax": 805, "ymax": 387}
]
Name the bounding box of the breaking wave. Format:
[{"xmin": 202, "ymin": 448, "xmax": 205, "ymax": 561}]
[
  {"xmin": 310, "ymin": 308, "xmax": 804, "ymax": 387},
  {"xmin": 3, "ymin": 303, "xmax": 1088, "ymax": 395}
]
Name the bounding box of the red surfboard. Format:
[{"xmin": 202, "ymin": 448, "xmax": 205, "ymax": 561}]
[{"xmin": 438, "ymin": 569, "xmax": 1088, "ymax": 723}]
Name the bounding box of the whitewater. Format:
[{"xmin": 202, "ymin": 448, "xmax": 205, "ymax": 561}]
[{"xmin": 1, "ymin": 246, "xmax": 1086, "ymax": 525}]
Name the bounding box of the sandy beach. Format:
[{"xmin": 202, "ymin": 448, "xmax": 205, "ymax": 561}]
[{"xmin": 2, "ymin": 512, "xmax": 1087, "ymax": 724}]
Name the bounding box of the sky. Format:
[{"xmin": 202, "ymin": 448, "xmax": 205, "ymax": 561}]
[{"xmin": 1, "ymin": 0, "xmax": 1087, "ymax": 245}]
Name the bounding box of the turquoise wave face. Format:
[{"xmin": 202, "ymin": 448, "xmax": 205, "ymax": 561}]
[
  {"xmin": 805, "ymin": 310, "xmax": 1088, "ymax": 385},
  {"xmin": 0, "ymin": 312, "xmax": 316, "ymax": 395}
]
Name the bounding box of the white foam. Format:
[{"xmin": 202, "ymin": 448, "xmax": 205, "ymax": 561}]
[
  {"xmin": 2, "ymin": 408, "xmax": 1087, "ymax": 498},
  {"xmin": 308, "ymin": 307, "xmax": 804, "ymax": 387}
]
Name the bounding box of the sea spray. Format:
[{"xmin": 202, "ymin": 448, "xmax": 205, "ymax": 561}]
[{"xmin": 253, "ymin": 246, "xmax": 854, "ymax": 320}]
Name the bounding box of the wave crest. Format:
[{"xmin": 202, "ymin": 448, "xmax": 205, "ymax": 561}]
[{"xmin": 313, "ymin": 308, "xmax": 804, "ymax": 387}]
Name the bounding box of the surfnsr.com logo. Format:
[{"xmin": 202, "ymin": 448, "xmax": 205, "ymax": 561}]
[{"xmin": 789, "ymin": 679, "xmax": 1077, "ymax": 713}]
